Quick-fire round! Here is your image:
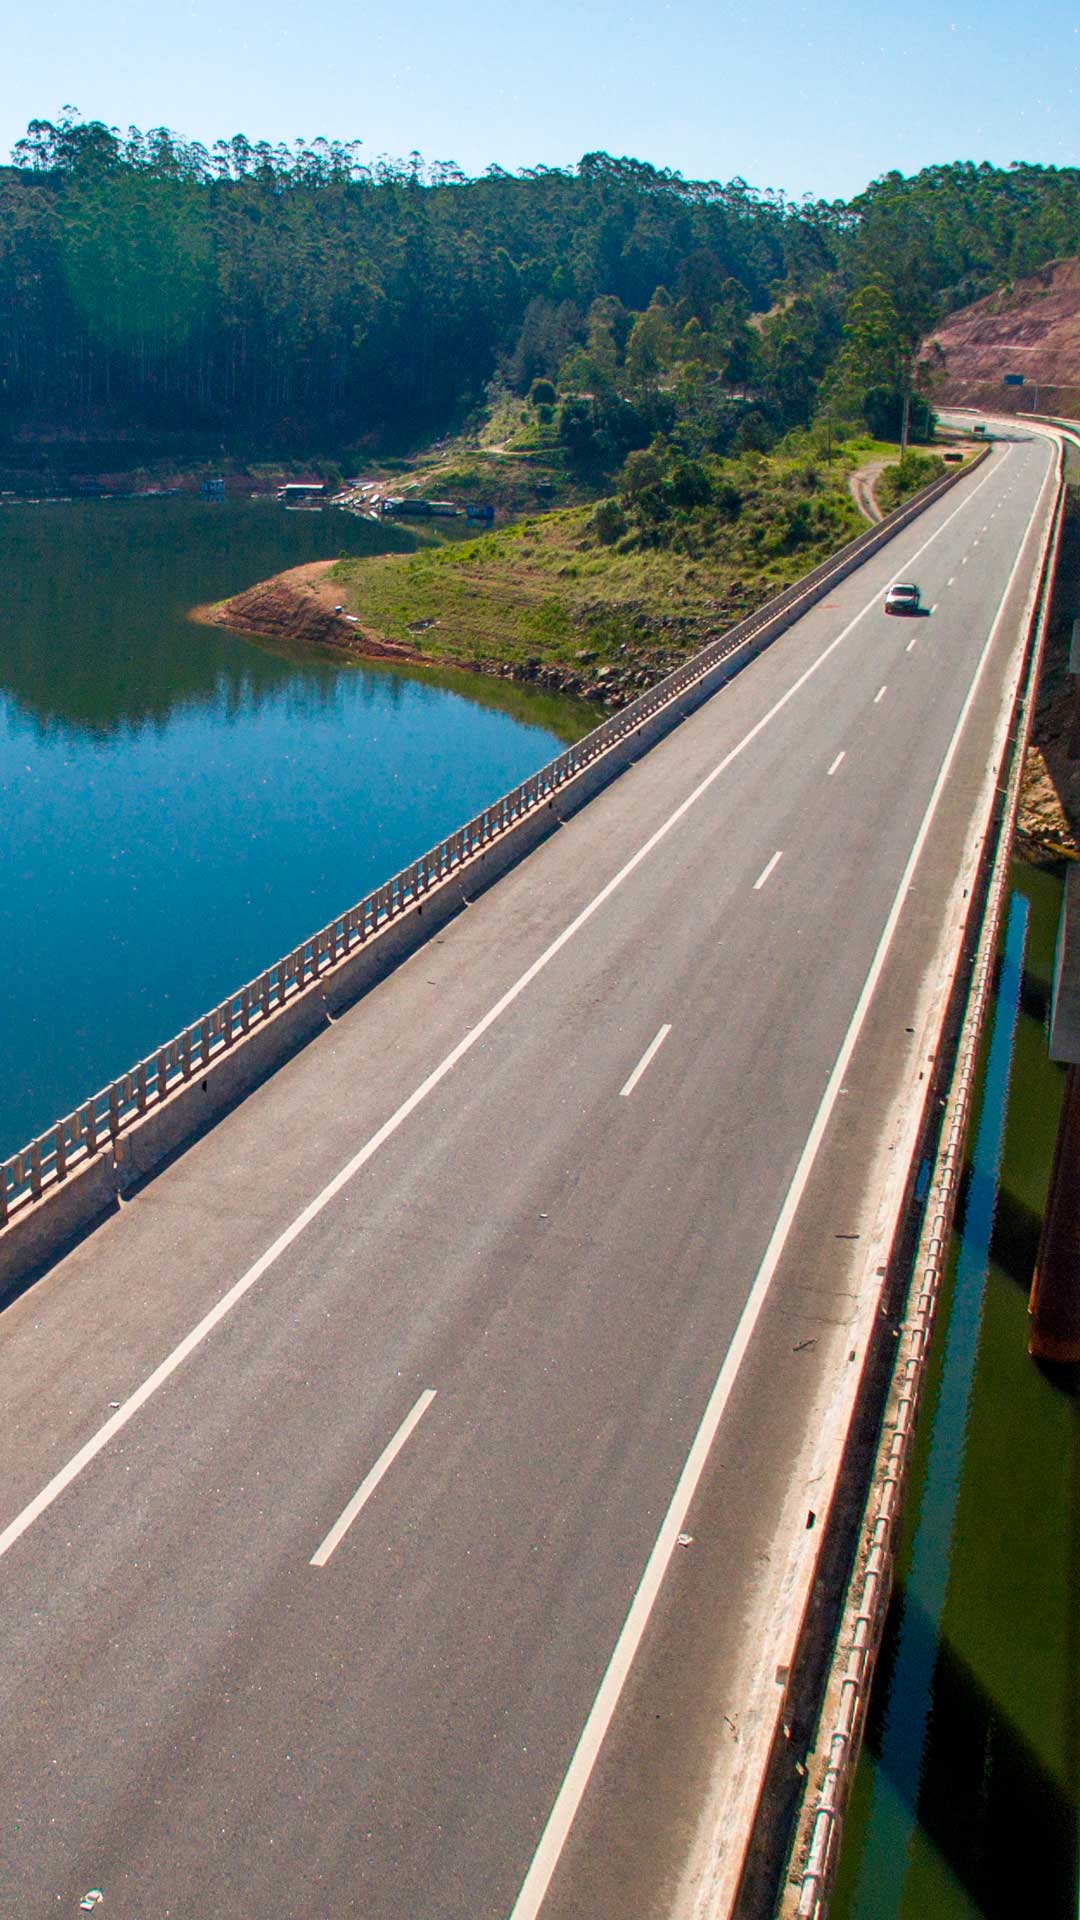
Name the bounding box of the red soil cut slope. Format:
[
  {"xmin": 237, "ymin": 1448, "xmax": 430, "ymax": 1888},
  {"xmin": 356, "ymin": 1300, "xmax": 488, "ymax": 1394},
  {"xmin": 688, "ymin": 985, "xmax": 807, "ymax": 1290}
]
[{"xmin": 926, "ymin": 257, "xmax": 1080, "ymax": 417}]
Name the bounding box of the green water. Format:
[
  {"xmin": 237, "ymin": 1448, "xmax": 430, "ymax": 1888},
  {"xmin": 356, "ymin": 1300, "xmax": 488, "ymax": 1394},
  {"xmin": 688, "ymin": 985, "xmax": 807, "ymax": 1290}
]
[
  {"xmin": 831, "ymin": 861, "xmax": 1080, "ymax": 1920},
  {"xmin": 0, "ymin": 499, "xmax": 596, "ymax": 1158}
]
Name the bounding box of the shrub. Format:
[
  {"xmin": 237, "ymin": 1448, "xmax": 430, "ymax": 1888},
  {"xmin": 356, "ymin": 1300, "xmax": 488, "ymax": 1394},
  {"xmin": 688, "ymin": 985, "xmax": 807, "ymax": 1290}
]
[
  {"xmin": 591, "ymin": 498, "xmax": 629, "ymax": 545},
  {"xmin": 666, "ymin": 456, "xmax": 712, "ymax": 509},
  {"xmin": 620, "ymin": 447, "xmax": 664, "ymax": 501}
]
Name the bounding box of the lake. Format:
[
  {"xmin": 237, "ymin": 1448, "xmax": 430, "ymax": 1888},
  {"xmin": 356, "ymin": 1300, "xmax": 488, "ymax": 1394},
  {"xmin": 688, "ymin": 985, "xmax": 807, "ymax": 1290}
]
[{"xmin": 0, "ymin": 498, "xmax": 595, "ymax": 1159}]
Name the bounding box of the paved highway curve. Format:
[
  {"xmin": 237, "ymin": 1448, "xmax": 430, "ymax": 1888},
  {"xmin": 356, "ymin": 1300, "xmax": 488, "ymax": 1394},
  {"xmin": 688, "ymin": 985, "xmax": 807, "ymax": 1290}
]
[{"xmin": 0, "ymin": 430, "xmax": 1059, "ymax": 1920}]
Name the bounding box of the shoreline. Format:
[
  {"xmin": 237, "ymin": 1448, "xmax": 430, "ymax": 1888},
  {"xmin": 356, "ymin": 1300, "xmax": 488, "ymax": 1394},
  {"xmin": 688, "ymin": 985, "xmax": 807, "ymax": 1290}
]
[
  {"xmin": 191, "ymin": 559, "xmax": 435, "ymax": 667},
  {"xmin": 193, "ymin": 556, "xmax": 620, "ymax": 708}
]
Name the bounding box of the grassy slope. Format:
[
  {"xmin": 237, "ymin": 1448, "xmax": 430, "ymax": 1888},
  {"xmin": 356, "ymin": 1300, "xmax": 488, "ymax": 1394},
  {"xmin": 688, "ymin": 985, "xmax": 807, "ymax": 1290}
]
[
  {"xmin": 372, "ymin": 402, "xmax": 595, "ymax": 520},
  {"xmin": 327, "ymin": 439, "xmax": 908, "ymax": 701}
]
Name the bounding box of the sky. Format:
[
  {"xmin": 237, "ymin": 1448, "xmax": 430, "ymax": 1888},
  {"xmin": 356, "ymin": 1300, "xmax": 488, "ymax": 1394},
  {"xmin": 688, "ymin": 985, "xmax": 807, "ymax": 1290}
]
[{"xmin": 4, "ymin": 0, "xmax": 1078, "ymax": 200}]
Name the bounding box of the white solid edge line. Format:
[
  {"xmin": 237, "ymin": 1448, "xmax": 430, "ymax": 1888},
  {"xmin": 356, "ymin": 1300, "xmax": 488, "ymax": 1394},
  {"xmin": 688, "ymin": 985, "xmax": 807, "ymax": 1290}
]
[
  {"xmin": 0, "ymin": 441, "xmax": 1008, "ymax": 1571},
  {"xmin": 619, "ymin": 1024, "xmax": 673, "ymax": 1099},
  {"xmin": 504, "ymin": 446, "xmax": 1055, "ymax": 1920},
  {"xmin": 827, "ymin": 751, "xmax": 845, "ymax": 777},
  {"xmin": 753, "ymin": 850, "xmax": 783, "ymax": 891},
  {"xmin": 310, "ymin": 1389, "xmax": 436, "ymax": 1567},
  {"xmin": 874, "ymin": 685, "xmax": 887, "ymax": 704}
]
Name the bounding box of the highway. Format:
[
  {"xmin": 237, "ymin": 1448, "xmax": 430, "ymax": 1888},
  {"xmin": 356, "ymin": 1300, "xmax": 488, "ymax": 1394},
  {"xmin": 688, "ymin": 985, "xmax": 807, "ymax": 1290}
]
[{"xmin": 0, "ymin": 429, "xmax": 1059, "ymax": 1920}]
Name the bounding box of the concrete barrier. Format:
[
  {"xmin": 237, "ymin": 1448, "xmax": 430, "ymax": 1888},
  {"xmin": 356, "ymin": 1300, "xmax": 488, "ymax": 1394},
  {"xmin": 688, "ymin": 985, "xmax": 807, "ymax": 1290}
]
[
  {"xmin": 113, "ymin": 989, "xmax": 334, "ymax": 1195},
  {"xmin": 0, "ymin": 1149, "xmax": 118, "ymax": 1292}
]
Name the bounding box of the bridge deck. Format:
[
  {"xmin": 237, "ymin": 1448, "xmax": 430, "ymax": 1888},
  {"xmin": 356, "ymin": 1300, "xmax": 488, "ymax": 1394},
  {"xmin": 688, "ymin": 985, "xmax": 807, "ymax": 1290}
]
[{"xmin": 0, "ymin": 432, "xmax": 1059, "ymax": 1920}]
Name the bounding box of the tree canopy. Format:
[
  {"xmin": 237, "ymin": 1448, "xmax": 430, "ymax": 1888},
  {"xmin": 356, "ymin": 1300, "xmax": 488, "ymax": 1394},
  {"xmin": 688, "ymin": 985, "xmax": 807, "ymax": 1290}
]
[{"xmin": 3, "ymin": 113, "xmax": 1080, "ymax": 455}]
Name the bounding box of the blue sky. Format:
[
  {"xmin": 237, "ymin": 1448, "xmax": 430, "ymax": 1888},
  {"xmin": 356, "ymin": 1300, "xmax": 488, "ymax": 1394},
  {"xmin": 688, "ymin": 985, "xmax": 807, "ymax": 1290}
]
[{"xmin": 5, "ymin": 0, "xmax": 1078, "ymax": 199}]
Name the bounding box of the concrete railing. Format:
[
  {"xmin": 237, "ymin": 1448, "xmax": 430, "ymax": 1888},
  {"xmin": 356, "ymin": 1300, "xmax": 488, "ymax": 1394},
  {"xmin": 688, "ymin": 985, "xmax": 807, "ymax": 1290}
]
[{"xmin": 0, "ymin": 449, "xmax": 987, "ymax": 1280}]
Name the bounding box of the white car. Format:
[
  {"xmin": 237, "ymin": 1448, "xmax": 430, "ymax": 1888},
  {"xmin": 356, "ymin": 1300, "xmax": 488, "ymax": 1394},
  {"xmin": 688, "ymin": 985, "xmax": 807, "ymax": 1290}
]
[{"xmin": 884, "ymin": 582, "xmax": 922, "ymax": 616}]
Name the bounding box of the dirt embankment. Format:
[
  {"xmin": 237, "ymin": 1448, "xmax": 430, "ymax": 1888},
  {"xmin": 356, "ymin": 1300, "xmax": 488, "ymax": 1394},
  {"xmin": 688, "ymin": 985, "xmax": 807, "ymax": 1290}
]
[
  {"xmin": 1017, "ymin": 498, "xmax": 1080, "ymax": 864},
  {"xmin": 926, "ymin": 257, "xmax": 1080, "ymax": 418},
  {"xmin": 193, "ymin": 560, "xmax": 429, "ymax": 665}
]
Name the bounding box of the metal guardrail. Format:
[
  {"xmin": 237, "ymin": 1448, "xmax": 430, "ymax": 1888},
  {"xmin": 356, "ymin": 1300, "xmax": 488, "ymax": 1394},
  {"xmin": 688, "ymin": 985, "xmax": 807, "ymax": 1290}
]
[{"xmin": 0, "ymin": 453, "xmax": 985, "ymax": 1233}]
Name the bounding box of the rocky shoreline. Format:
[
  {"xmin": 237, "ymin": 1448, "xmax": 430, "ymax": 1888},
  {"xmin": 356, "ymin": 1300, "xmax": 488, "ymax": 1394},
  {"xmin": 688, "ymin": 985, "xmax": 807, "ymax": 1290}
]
[{"xmin": 195, "ymin": 559, "xmax": 670, "ymax": 711}]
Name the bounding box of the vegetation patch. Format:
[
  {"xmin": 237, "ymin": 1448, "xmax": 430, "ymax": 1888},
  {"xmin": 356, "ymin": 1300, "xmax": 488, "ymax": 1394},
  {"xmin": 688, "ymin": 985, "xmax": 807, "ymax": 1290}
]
[
  {"xmin": 875, "ymin": 450, "xmax": 949, "ymax": 513},
  {"xmin": 321, "ymin": 442, "xmax": 887, "ymax": 704}
]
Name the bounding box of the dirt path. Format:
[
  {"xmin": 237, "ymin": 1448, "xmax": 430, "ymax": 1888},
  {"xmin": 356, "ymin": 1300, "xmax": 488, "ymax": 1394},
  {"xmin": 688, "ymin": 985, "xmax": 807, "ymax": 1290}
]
[{"xmin": 848, "ymin": 457, "xmax": 890, "ymax": 523}]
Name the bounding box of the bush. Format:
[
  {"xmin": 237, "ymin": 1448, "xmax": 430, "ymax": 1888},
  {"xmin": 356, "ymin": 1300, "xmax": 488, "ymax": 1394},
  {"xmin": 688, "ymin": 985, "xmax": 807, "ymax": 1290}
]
[
  {"xmin": 530, "ymin": 377, "xmax": 557, "ymax": 408},
  {"xmin": 876, "ymin": 451, "xmax": 944, "ymax": 511},
  {"xmin": 620, "ymin": 446, "xmax": 664, "ymax": 500},
  {"xmin": 591, "ymin": 497, "xmax": 628, "ymax": 545},
  {"xmin": 666, "ymin": 456, "xmax": 712, "ymax": 509}
]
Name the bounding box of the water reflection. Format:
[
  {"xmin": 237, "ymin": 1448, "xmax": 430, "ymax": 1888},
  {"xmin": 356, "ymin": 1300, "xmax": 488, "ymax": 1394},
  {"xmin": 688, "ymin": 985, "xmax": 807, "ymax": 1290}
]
[
  {"xmin": 0, "ymin": 500, "xmax": 596, "ymax": 1153},
  {"xmin": 0, "ymin": 499, "xmax": 423, "ymax": 738}
]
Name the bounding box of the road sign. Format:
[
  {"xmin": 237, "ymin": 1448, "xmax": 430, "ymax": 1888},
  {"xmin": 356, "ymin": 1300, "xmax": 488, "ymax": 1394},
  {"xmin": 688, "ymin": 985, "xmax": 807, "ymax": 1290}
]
[{"xmin": 1003, "ymin": 373, "xmax": 1025, "ymax": 386}]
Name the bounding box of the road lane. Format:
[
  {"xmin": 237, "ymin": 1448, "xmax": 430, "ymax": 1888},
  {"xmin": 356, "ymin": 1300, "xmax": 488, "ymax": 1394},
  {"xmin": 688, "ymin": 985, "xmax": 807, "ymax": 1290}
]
[
  {"xmin": 310, "ymin": 1388, "xmax": 438, "ymax": 1567},
  {"xmin": 0, "ymin": 433, "xmax": 1059, "ymax": 1918}
]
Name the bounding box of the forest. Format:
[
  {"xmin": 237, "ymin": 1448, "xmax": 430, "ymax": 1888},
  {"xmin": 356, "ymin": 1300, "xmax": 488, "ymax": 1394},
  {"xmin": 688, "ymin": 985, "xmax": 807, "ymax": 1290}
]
[{"xmin": 3, "ymin": 112, "xmax": 1080, "ymax": 461}]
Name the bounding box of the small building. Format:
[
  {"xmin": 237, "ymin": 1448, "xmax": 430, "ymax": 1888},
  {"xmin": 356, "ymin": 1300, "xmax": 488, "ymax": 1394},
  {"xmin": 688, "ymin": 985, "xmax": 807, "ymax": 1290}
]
[
  {"xmin": 201, "ymin": 475, "xmax": 225, "ymax": 499},
  {"xmin": 280, "ymin": 481, "xmax": 326, "ymax": 504},
  {"xmin": 465, "ymin": 502, "xmax": 495, "ymax": 522}
]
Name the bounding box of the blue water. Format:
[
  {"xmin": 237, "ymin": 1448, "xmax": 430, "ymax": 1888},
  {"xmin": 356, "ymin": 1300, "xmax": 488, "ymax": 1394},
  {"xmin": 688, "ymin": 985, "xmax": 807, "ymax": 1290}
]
[{"xmin": 0, "ymin": 499, "xmax": 594, "ymax": 1156}]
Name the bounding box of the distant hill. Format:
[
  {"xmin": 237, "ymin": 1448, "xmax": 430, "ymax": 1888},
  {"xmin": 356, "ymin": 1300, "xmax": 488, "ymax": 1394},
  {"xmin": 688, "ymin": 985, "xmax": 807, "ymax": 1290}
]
[{"xmin": 926, "ymin": 258, "xmax": 1080, "ymax": 418}]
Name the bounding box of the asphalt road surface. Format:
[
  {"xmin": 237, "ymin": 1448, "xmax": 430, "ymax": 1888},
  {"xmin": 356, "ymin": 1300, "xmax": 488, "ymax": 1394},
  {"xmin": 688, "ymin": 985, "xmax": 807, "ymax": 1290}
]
[{"xmin": 0, "ymin": 430, "xmax": 1059, "ymax": 1920}]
